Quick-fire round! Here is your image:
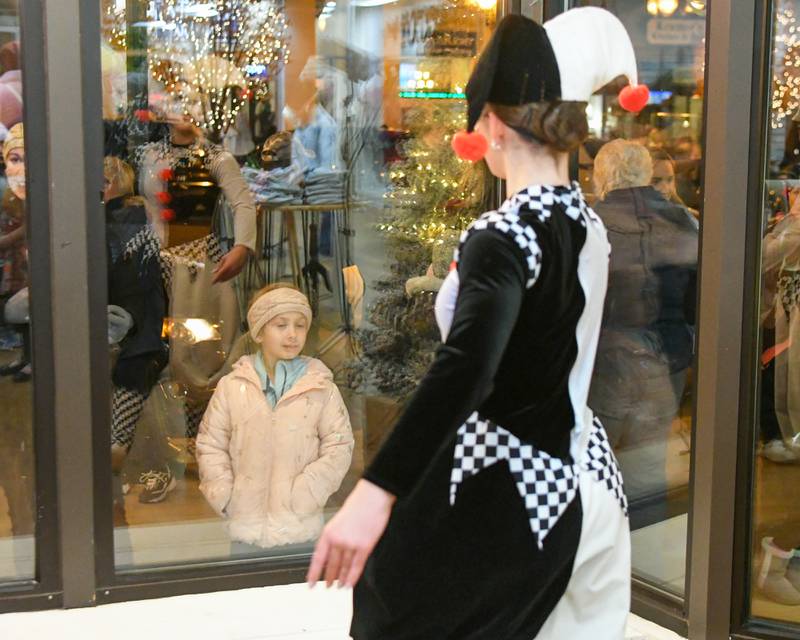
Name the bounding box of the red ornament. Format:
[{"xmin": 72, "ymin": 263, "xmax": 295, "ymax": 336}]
[
  {"xmin": 134, "ymin": 109, "xmax": 153, "ymax": 123},
  {"xmin": 159, "ymin": 168, "xmax": 175, "ymax": 182},
  {"xmin": 155, "ymin": 191, "xmax": 172, "ymax": 205},
  {"xmin": 451, "ymin": 130, "xmax": 489, "ymax": 162},
  {"xmin": 160, "ymin": 208, "xmax": 176, "ymax": 222},
  {"xmin": 618, "ymin": 84, "xmax": 650, "ymax": 113}
]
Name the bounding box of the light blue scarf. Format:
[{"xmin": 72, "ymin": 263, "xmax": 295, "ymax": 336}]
[{"xmin": 253, "ymin": 353, "xmax": 308, "ymax": 408}]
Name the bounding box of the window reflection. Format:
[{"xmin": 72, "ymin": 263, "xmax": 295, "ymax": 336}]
[
  {"xmin": 101, "ymin": 0, "xmax": 496, "ymax": 569},
  {"xmin": 576, "ymin": 0, "xmax": 704, "ymax": 596},
  {"xmin": 753, "ymin": 0, "xmax": 800, "ymax": 621}
]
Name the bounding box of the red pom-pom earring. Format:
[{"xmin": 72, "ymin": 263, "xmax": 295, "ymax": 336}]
[
  {"xmin": 618, "ymin": 84, "xmax": 650, "ymax": 113},
  {"xmin": 160, "ymin": 208, "xmax": 176, "ymax": 222},
  {"xmin": 451, "ymin": 131, "xmax": 489, "ymax": 162}
]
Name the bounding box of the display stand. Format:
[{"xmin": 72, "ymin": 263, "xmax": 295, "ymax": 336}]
[{"xmin": 256, "ymin": 202, "xmax": 357, "ymax": 358}]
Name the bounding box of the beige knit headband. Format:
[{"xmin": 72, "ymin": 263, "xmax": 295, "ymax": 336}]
[{"xmin": 247, "ymin": 287, "xmax": 312, "ymax": 341}]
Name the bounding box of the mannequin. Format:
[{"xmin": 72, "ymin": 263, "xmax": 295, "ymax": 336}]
[
  {"xmin": 138, "ymin": 97, "xmax": 257, "ymax": 283},
  {"xmin": 197, "ymin": 285, "xmax": 354, "ymax": 549},
  {"xmin": 0, "ymin": 122, "xmax": 33, "ymax": 564},
  {"xmin": 134, "ymin": 97, "xmax": 259, "ymax": 501},
  {"xmin": 0, "ymin": 123, "xmax": 29, "ymax": 382},
  {"xmin": 104, "ymin": 157, "xmax": 169, "ymax": 504}
]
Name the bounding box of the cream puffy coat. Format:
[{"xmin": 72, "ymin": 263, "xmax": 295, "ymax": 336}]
[{"xmin": 197, "ymin": 355, "xmax": 354, "ymax": 548}]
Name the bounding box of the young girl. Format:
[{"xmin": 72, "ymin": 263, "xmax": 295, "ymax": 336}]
[{"xmin": 197, "ymin": 285, "xmax": 354, "ymax": 548}]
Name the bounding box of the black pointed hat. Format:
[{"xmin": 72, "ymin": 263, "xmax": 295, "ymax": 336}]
[
  {"xmin": 465, "ymin": 15, "xmax": 560, "ymax": 132},
  {"xmin": 464, "ymin": 9, "xmax": 643, "ymax": 132}
]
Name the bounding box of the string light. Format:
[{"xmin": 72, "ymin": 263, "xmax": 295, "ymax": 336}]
[
  {"xmin": 772, "ymin": 3, "xmax": 800, "ymax": 129},
  {"xmin": 102, "ymin": 0, "xmax": 128, "ymax": 49},
  {"xmin": 147, "ymin": 0, "xmax": 291, "ymax": 137}
]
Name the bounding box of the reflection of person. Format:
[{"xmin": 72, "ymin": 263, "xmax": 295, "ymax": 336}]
[
  {"xmin": 0, "ymin": 124, "xmax": 30, "ymax": 382},
  {"xmin": 103, "ymin": 158, "xmax": 169, "ymax": 497},
  {"xmin": 138, "ymin": 98, "xmax": 257, "ymax": 283},
  {"xmin": 589, "ymin": 139, "xmax": 697, "ymax": 526},
  {"xmin": 651, "ymin": 148, "xmax": 700, "ymax": 221},
  {"xmin": 763, "ymin": 186, "xmax": 800, "ymax": 447},
  {"xmin": 197, "ymin": 285, "xmax": 353, "ymax": 548},
  {"xmin": 310, "ymin": 10, "xmax": 639, "ymax": 638}
]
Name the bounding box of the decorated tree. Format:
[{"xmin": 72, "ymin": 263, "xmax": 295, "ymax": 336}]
[{"xmin": 346, "ymin": 104, "xmax": 494, "ymax": 397}]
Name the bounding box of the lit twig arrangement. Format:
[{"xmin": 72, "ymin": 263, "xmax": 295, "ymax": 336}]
[{"xmin": 147, "ymin": 0, "xmax": 291, "ymax": 137}]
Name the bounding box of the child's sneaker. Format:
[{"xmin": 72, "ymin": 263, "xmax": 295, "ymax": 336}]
[{"xmin": 138, "ymin": 465, "xmax": 177, "ymax": 504}]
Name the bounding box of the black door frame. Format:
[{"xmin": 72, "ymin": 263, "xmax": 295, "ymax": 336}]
[{"xmin": 0, "ymin": 0, "xmax": 63, "ymax": 614}]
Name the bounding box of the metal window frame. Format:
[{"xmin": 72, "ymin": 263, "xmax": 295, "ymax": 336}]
[{"xmin": 0, "ymin": 0, "xmax": 63, "ymax": 614}]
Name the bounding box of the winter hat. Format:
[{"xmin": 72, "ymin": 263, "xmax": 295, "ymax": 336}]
[
  {"xmin": 453, "ymin": 9, "xmax": 646, "ymax": 159},
  {"xmin": 247, "ymin": 287, "xmax": 312, "ymax": 341},
  {"xmin": 3, "ymin": 122, "xmax": 23, "ymax": 161}
]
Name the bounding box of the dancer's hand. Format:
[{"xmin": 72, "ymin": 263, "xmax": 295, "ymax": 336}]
[
  {"xmin": 212, "ymin": 245, "xmax": 249, "ymax": 283},
  {"xmin": 307, "ymin": 479, "xmax": 396, "ymax": 589}
]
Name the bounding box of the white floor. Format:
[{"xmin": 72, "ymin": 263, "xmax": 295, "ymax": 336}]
[{"xmin": 0, "ymin": 581, "xmax": 686, "ymax": 640}]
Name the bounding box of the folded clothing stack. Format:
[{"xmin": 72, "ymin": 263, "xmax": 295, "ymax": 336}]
[
  {"xmin": 304, "ymin": 169, "xmax": 346, "ymax": 205},
  {"xmin": 242, "ymin": 166, "xmax": 303, "ymax": 205}
]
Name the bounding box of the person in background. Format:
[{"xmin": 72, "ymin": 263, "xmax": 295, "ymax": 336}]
[
  {"xmin": 197, "ymin": 285, "xmax": 353, "ymax": 550},
  {"xmin": 650, "ymin": 148, "xmax": 699, "ymax": 222},
  {"xmin": 589, "ymin": 139, "xmax": 698, "ymax": 529}
]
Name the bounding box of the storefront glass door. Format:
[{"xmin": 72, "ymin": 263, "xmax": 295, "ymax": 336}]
[
  {"xmin": 96, "ymin": 0, "xmax": 497, "ymax": 574},
  {"xmin": 567, "ymin": 0, "xmax": 706, "ymax": 598},
  {"xmin": 749, "ymin": 0, "xmax": 800, "ymax": 627}
]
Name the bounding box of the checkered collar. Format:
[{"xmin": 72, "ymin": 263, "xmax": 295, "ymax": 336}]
[{"xmin": 499, "ymin": 181, "xmax": 591, "ymax": 224}]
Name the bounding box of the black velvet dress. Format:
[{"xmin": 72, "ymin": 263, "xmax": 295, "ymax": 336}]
[{"xmin": 352, "ymin": 184, "xmax": 625, "ymax": 639}]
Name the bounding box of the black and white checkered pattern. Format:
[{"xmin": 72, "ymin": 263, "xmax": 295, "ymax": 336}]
[
  {"xmin": 184, "ymin": 395, "xmax": 208, "ymax": 439},
  {"xmin": 453, "ymin": 183, "xmax": 600, "ymax": 290},
  {"xmin": 453, "ymin": 211, "xmax": 542, "ymax": 289},
  {"xmin": 450, "ymin": 413, "xmax": 627, "ymax": 549},
  {"xmin": 111, "ymin": 386, "xmax": 148, "ymax": 448},
  {"xmin": 582, "ymin": 417, "xmax": 628, "ymax": 516},
  {"xmin": 159, "ymin": 234, "xmax": 225, "ymax": 290}
]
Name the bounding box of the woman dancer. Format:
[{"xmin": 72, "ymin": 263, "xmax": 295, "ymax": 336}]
[{"xmin": 310, "ymin": 9, "xmax": 645, "ymax": 638}]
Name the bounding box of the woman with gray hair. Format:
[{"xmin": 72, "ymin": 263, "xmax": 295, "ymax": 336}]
[{"xmin": 589, "ymin": 139, "xmax": 698, "ymax": 529}]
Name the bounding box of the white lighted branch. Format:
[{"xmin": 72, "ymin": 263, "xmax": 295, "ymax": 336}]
[{"xmin": 146, "ymin": 0, "xmax": 291, "ymax": 137}]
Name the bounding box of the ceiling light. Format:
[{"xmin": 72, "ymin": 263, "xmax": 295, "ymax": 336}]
[{"xmin": 657, "ymin": 0, "xmax": 679, "ymax": 16}]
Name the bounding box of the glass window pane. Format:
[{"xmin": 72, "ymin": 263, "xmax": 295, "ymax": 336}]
[
  {"xmin": 575, "ymin": 0, "xmax": 705, "ymax": 596},
  {"xmin": 100, "ymin": 0, "xmax": 496, "ymax": 570},
  {"xmin": 0, "ymin": 0, "xmax": 35, "ymax": 584},
  {"xmin": 752, "ymin": 0, "xmax": 800, "ymax": 622}
]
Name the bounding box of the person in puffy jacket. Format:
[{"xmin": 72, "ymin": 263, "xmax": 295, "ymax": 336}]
[
  {"xmin": 589, "ymin": 139, "xmax": 698, "ymax": 528},
  {"xmin": 197, "ymin": 284, "xmax": 354, "ymax": 548}
]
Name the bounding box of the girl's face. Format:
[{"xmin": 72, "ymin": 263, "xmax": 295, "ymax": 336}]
[
  {"xmin": 652, "ymin": 160, "xmax": 676, "ymax": 200},
  {"xmin": 258, "ymin": 311, "xmax": 309, "ymax": 362},
  {"xmin": 6, "ymin": 147, "xmax": 25, "ymax": 200}
]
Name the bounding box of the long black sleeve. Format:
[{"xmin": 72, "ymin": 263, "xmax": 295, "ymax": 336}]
[{"xmin": 364, "ymin": 229, "xmax": 527, "ymax": 497}]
